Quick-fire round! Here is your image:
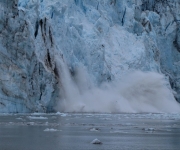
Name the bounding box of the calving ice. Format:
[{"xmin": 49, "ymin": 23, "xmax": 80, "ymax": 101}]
[
  {"xmin": 55, "ymin": 56, "xmax": 180, "ymax": 113},
  {"xmin": 0, "ymin": 0, "xmax": 180, "ymax": 113}
]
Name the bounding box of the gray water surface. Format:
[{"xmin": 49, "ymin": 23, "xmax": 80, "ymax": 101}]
[{"xmin": 0, "ymin": 113, "xmax": 180, "ymax": 150}]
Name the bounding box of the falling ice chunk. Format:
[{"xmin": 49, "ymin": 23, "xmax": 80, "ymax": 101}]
[{"xmin": 91, "ymin": 138, "xmax": 102, "ymax": 144}]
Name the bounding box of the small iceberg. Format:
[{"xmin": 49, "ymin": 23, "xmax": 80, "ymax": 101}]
[
  {"xmin": 27, "ymin": 122, "xmax": 35, "ymax": 125},
  {"xmin": 142, "ymin": 128, "xmax": 155, "ymax": 131},
  {"xmin": 142, "ymin": 127, "xmax": 155, "ymax": 133},
  {"xmin": 56, "ymin": 112, "xmax": 67, "ymax": 117},
  {"xmin": 44, "ymin": 128, "xmax": 61, "ymax": 132},
  {"xmin": 89, "ymin": 128, "xmax": 100, "ymax": 132},
  {"xmin": 91, "ymin": 138, "xmax": 102, "ymax": 144}
]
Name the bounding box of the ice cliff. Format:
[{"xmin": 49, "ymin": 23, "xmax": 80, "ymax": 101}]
[{"xmin": 0, "ymin": 0, "xmax": 180, "ymax": 113}]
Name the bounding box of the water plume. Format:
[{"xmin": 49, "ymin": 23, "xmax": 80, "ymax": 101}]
[{"xmin": 55, "ymin": 57, "xmax": 180, "ymax": 113}]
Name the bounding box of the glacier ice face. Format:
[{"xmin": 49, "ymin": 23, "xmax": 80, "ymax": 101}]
[
  {"xmin": 144, "ymin": 0, "xmax": 180, "ymax": 102},
  {"xmin": 0, "ymin": 0, "xmax": 180, "ymax": 112},
  {"xmin": 0, "ymin": 0, "xmax": 59, "ymax": 113}
]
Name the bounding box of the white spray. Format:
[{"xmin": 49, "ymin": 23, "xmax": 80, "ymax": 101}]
[{"xmin": 55, "ymin": 57, "xmax": 180, "ymax": 113}]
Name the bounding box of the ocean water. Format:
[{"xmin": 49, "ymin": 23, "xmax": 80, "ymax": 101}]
[{"xmin": 0, "ymin": 113, "xmax": 180, "ymax": 150}]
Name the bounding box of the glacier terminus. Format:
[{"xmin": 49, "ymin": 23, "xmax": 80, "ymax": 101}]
[{"xmin": 0, "ymin": 0, "xmax": 180, "ymax": 113}]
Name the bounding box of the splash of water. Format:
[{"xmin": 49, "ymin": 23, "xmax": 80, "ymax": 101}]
[{"xmin": 55, "ymin": 57, "xmax": 180, "ymax": 113}]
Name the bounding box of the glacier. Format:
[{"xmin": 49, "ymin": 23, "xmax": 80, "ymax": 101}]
[{"xmin": 0, "ymin": 0, "xmax": 180, "ymax": 113}]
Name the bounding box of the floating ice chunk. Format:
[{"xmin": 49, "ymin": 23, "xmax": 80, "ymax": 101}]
[
  {"xmin": 61, "ymin": 114, "xmax": 67, "ymax": 117},
  {"xmin": 110, "ymin": 131, "xmax": 128, "ymax": 134},
  {"xmin": 56, "ymin": 112, "xmax": 61, "ymax": 115},
  {"xmin": 56, "ymin": 112, "xmax": 67, "ymax": 117},
  {"xmin": 27, "ymin": 116, "xmax": 48, "ymax": 120},
  {"xmin": 146, "ymin": 128, "xmax": 155, "ymax": 131},
  {"xmin": 44, "ymin": 128, "xmax": 61, "ymax": 132},
  {"xmin": 124, "ymin": 123, "xmax": 134, "ymax": 126},
  {"xmin": 86, "ymin": 115, "xmax": 93, "ymax": 118},
  {"xmin": 142, "ymin": 127, "xmax": 155, "ymax": 133},
  {"xmin": 27, "ymin": 122, "xmax": 35, "ymax": 125},
  {"xmin": 90, "ymin": 128, "xmax": 100, "ymax": 132},
  {"xmin": 91, "ymin": 138, "xmax": 102, "ymax": 144}
]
